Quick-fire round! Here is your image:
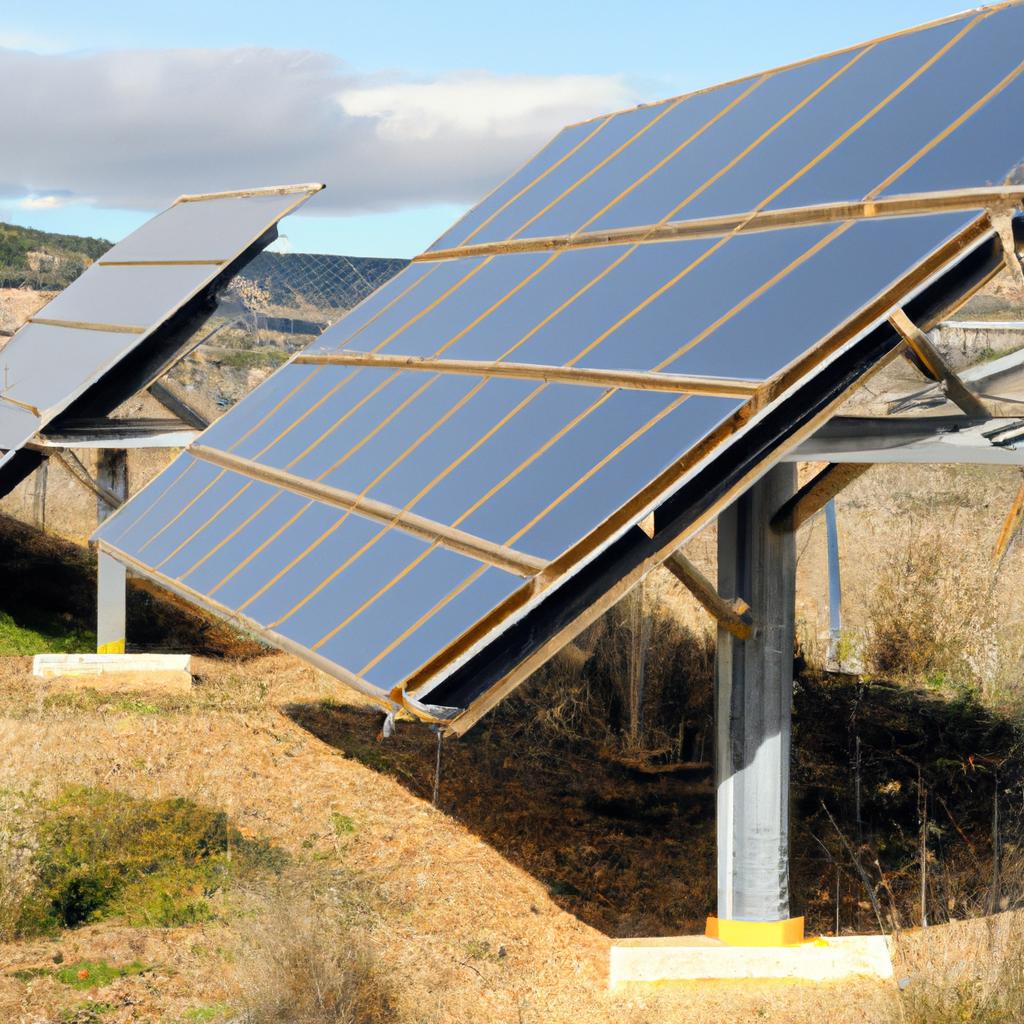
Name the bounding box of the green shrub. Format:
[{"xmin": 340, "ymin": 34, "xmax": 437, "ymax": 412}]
[{"xmin": 15, "ymin": 786, "xmax": 285, "ymax": 936}]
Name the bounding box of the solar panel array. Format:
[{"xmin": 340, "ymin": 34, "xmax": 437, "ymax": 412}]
[
  {"xmin": 0, "ymin": 185, "xmax": 323, "ymax": 467},
  {"xmin": 95, "ymin": 4, "xmax": 1024, "ymax": 729}
]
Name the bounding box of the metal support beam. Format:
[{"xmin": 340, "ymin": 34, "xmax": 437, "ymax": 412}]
[
  {"xmin": 715, "ymin": 464, "xmax": 798, "ymax": 933},
  {"xmin": 889, "ymin": 309, "xmax": 991, "ymax": 418},
  {"xmin": 55, "ymin": 450, "xmax": 125, "ymax": 511},
  {"xmin": 96, "ymin": 549, "xmax": 127, "ymax": 655},
  {"xmin": 771, "ymin": 463, "xmax": 871, "ymax": 532},
  {"xmin": 95, "ymin": 449, "xmax": 128, "ymax": 525},
  {"xmin": 825, "ymin": 500, "xmax": 843, "ymax": 662},
  {"xmin": 292, "ymin": 351, "xmax": 762, "ymax": 400},
  {"xmin": 147, "ymin": 381, "xmax": 210, "ymax": 430},
  {"xmin": 32, "ymin": 456, "xmax": 48, "ymax": 531},
  {"xmin": 663, "ymin": 550, "xmax": 752, "ymax": 639}
]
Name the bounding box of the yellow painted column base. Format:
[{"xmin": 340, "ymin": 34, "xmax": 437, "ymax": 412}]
[
  {"xmin": 97, "ymin": 639, "xmax": 126, "ymax": 655},
  {"xmin": 706, "ymin": 915, "xmax": 805, "ymax": 946}
]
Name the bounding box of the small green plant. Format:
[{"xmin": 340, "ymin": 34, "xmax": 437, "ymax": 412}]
[
  {"xmin": 55, "ymin": 960, "xmax": 147, "ymax": 989},
  {"xmin": 179, "ymin": 1005, "xmax": 232, "ymax": 1023},
  {"xmin": 331, "ymin": 813, "xmax": 356, "ymax": 836}
]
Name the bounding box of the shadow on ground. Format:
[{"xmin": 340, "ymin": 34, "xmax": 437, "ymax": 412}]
[
  {"xmin": 285, "ymin": 673, "xmax": 1024, "ymax": 940},
  {"xmin": 0, "ymin": 513, "xmax": 264, "ymax": 658}
]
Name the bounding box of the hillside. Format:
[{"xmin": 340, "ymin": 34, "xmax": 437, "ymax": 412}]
[
  {"xmin": 0, "ymin": 518, "xmax": 1022, "ymax": 1023},
  {"xmin": 0, "ymin": 222, "xmax": 110, "ymax": 291}
]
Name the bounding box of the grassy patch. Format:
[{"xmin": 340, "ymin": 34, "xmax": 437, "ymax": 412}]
[
  {"xmin": 178, "ymin": 1004, "xmax": 233, "ymax": 1023},
  {"xmin": 331, "ymin": 813, "xmax": 356, "ymax": 836},
  {"xmin": 55, "ymin": 960, "xmax": 147, "ymax": 990},
  {"xmin": 14, "ymin": 786, "xmax": 286, "ymax": 937},
  {"xmin": 215, "ymin": 348, "xmax": 288, "ymax": 370},
  {"xmin": 0, "ymin": 610, "xmax": 95, "ymax": 655}
]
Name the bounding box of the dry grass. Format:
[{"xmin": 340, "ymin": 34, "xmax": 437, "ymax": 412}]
[
  {"xmin": 0, "ymin": 789, "xmax": 36, "ymax": 943},
  {"xmin": 890, "ymin": 911, "xmax": 1024, "ymax": 1023},
  {"xmin": 865, "ymin": 532, "xmax": 995, "ymax": 690},
  {"xmin": 232, "ymin": 884, "xmax": 397, "ymax": 1024}
]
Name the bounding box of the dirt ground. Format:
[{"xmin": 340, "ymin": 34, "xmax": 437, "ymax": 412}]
[{"xmin": 0, "ymin": 654, "xmax": 904, "ymax": 1024}]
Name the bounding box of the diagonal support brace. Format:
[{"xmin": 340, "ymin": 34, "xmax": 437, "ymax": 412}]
[
  {"xmin": 664, "ymin": 550, "xmax": 753, "ymax": 640},
  {"xmin": 889, "ymin": 308, "xmax": 991, "ymax": 419},
  {"xmin": 771, "ymin": 463, "xmax": 871, "ymax": 532}
]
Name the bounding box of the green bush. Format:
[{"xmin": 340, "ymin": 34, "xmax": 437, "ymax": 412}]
[{"xmin": 15, "ymin": 786, "xmax": 285, "ymax": 936}]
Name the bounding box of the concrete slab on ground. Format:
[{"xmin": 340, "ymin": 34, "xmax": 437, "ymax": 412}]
[
  {"xmin": 609, "ymin": 934, "xmax": 893, "ymax": 986},
  {"xmin": 31, "ymin": 653, "xmax": 192, "ymax": 694}
]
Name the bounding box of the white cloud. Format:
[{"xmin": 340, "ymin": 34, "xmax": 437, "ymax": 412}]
[
  {"xmin": 0, "ymin": 30, "xmax": 67, "ymax": 54},
  {"xmin": 18, "ymin": 193, "xmax": 89, "ymax": 210},
  {"xmin": 0, "ymin": 47, "xmax": 636, "ymax": 216},
  {"xmin": 338, "ymin": 73, "xmax": 629, "ymax": 142}
]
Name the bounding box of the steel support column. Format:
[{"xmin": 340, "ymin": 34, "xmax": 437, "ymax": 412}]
[
  {"xmin": 97, "ymin": 550, "xmax": 127, "ymax": 655},
  {"xmin": 713, "ymin": 464, "xmax": 800, "ymax": 943}
]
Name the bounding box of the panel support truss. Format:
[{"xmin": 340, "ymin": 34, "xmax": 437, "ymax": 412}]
[
  {"xmin": 191, "ymin": 445, "xmax": 548, "ymax": 579},
  {"xmin": 663, "ymin": 550, "xmax": 752, "ymax": 639},
  {"xmin": 293, "ymin": 351, "xmax": 762, "ymax": 400},
  {"xmin": 888, "ymin": 308, "xmax": 992, "ymax": 418},
  {"xmin": 417, "ymin": 187, "xmax": 1024, "ymax": 263},
  {"xmin": 770, "ymin": 462, "xmax": 871, "ymax": 532},
  {"xmin": 715, "ymin": 463, "xmax": 798, "ymax": 931}
]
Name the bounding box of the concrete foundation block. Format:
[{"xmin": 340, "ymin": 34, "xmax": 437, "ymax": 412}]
[
  {"xmin": 32, "ymin": 654, "xmax": 193, "ymax": 694},
  {"xmin": 609, "ymin": 934, "xmax": 893, "ymax": 986}
]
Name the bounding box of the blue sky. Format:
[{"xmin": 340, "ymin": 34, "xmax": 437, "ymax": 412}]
[{"xmin": 0, "ymin": 0, "xmax": 978, "ymax": 257}]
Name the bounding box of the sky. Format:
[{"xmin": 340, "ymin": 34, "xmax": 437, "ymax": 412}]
[{"xmin": 0, "ymin": 0, "xmax": 983, "ymax": 257}]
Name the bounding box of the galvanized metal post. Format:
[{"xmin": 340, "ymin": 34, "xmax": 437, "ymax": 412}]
[
  {"xmin": 713, "ymin": 463, "xmax": 801, "ymax": 945},
  {"xmin": 32, "ymin": 457, "xmax": 48, "ymax": 531},
  {"xmin": 825, "ymin": 499, "xmax": 842, "ymax": 663},
  {"xmin": 96, "ymin": 550, "xmax": 127, "ymax": 655}
]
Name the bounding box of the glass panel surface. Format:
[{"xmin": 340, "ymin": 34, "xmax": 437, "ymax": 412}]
[
  {"xmin": 0, "ymin": 324, "xmax": 136, "ymax": 414},
  {"xmin": 94, "ymin": 453, "xmax": 195, "ymax": 547},
  {"xmin": 0, "ymin": 402, "xmax": 39, "ymax": 451},
  {"xmin": 521, "ymin": 53, "xmax": 851, "ymax": 239},
  {"xmin": 643, "ymin": 18, "xmax": 968, "ymax": 225},
  {"xmin": 427, "ymin": 120, "xmax": 612, "ymax": 251},
  {"xmin": 244, "ymin": 517, "xmax": 423, "ymax": 643},
  {"xmin": 158, "ymin": 477, "xmax": 280, "ymax": 579},
  {"xmin": 362, "ymin": 566, "xmax": 523, "ymax": 689},
  {"xmin": 103, "ymin": 192, "xmax": 309, "ymax": 263},
  {"xmin": 318, "ymin": 258, "xmax": 487, "ymax": 354},
  {"xmin": 307, "ymin": 262, "xmax": 435, "ymax": 353},
  {"xmin": 768, "ymin": 7, "xmax": 1024, "ymax": 208},
  {"xmin": 38, "ymin": 264, "xmax": 214, "ymax": 328},
  {"xmin": 466, "ymin": 101, "xmax": 674, "ymax": 245},
  {"xmin": 667, "ymin": 211, "xmax": 977, "ymax": 378}
]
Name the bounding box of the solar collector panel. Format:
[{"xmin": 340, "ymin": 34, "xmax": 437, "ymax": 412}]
[{"xmin": 94, "ymin": 4, "xmax": 1024, "ymax": 727}]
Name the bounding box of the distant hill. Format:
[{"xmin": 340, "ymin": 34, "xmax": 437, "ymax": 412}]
[{"xmin": 0, "ymin": 222, "xmax": 111, "ymax": 290}]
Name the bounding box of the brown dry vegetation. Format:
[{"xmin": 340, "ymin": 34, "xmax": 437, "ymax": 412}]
[
  {"xmin": 1, "ymin": 498, "xmax": 1024, "ymax": 1021},
  {"xmin": 3, "ymin": 275, "xmax": 1024, "ymax": 1019}
]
